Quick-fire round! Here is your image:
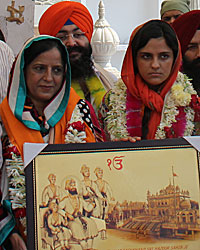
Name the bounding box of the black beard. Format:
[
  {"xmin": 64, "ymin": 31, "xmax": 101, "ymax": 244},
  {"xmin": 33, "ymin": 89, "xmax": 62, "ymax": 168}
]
[
  {"xmin": 67, "ymin": 44, "xmax": 95, "ymax": 80},
  {"xmin": 182, "ymin": 56, "xmax": 200, "ymax": 95}
]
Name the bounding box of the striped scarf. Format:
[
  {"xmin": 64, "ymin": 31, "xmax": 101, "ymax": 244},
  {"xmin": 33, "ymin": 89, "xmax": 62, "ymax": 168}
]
[
  {"xmin": 7, "ymin": 35, "xmax": 71, "ymax": 132},
  {"xmin": 71, "ymin": 75, "xmax": 106, "ymax": 113}
]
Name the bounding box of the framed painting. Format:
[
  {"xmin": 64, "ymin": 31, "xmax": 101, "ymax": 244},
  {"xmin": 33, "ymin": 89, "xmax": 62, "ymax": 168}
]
[{"xmin": 25, "ymin": 138, "xmax": 200, "ymax": 250}]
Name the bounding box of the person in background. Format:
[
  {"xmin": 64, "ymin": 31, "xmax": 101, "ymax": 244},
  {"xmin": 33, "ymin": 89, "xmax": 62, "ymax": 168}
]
[
  {"xmin": 0, "ymin": 32, "xmax": 15, "ymax": 250},
  {"xmin": 38, "ymin": 1, "xmax": 117, "ymax": 115},
  {"xmin": 99, "ymin": 20, "xmax": 200, "ymax": 141},
  {"xmin": 0, "ymin": 30, "xmax": 6, "ymax": 42},
  {"xmin": 172, "ymin": 10, "xmax": 200, "ymax": 96},
  {"xmin": 0, "ymin": 41, "xmax": 15, "ymax": 103},
  {"xmin": 0, "ymin": 35, "xmax": 99, "ymax": 249},
  {"xmin": 0, "ymin": 29, "xmax": 15, "ymax": 103},
  {"xmin": 160, "ymin": 0, "xmax": 190, "ymax": 24}
]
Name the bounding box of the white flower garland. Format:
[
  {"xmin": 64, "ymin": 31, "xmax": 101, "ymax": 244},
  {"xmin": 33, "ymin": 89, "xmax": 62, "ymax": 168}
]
[
  {"xmin": 64, "ymin": 105, "xmax": 87, "ymax": 143},
  {"xmin": 105, "ymin": 79, "xmax": 129, "ymax": 140},
  {"xmin": 155, "ymin": 72, "xmax": 196, "ymax": 139},
  {"xmin": 105, "ymin": 72, "xmax": 196, "ymax": 140},
  {"xmin": 6, "ymin": 153, "xmax": 25, "ymax": 209},
  {"xmin": 5, "ymin": 148, "xmax": 27, "ymax": 235}
]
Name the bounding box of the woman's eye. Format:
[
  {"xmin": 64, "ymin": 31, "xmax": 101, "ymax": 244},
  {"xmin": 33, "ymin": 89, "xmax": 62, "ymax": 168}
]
[
  {"xmin": 53, "ymin": 67, "xmax": 64, "ymax": 75},
  {"xmin": 34, "ymin": 66, "xmax": 45, "ymax": 72},
  {"xmin": 161, "ymin": 54, "xmax": 168, "ymax": 59},
  {"xmin": 142, "ymin": 54, "xmax": 151, "ymax": 60},
  {"xmin": 160, "ymin": 54, "xmax": 170, "ymax": 60}
]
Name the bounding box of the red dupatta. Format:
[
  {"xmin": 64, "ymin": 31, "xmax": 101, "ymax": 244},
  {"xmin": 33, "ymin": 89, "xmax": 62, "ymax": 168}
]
[{"xmin": 121, "ymin": 21, "xmax": 182, "ymax": 139}]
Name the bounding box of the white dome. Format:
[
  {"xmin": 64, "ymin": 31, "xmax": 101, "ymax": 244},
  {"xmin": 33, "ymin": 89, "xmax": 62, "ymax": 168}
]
[{"xmin": 91, "ymin": 1, "xmax": 120, "ymax": 70}]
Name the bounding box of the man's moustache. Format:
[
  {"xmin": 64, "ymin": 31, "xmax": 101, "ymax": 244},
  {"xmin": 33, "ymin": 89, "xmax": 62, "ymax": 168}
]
[
  {"xmin": 192, "ymin": 57, "xmax": 200, "ymax": 66},
  {"xmin": 67, "ymin": 46, "xmax": 83, "ymax": 54}
]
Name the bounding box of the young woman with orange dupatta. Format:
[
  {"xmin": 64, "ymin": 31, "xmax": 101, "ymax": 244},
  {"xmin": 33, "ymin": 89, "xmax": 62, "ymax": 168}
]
[
  {"xmin": 99, "ymin": 20, "xmax": 200, "ymax": 141},
  {"xmin": 0, "ymin": 35, "xmax": 99, "ymax": 249}
]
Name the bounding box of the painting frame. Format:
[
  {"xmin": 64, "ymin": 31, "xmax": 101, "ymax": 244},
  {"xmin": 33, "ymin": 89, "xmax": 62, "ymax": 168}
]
[{"xmin": 25, "ymin": 138, "xmax": 200, "ymax": 250}]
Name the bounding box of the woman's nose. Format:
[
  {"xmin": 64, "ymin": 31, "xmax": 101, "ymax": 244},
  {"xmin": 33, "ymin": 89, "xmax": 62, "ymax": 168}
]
[
  {"xmin": 151, "ymin": 57, "xmax": 160, "ymax": 69},
  {"xmin": 44, "ymin": 68, "xmax": 53, "ymax": 81}
]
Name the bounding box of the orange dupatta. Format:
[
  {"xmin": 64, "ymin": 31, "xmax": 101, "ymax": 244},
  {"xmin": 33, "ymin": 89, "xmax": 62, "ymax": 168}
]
[{"xmin": 0, "ymin": 88, "xmax": 95, "ymax": 159}]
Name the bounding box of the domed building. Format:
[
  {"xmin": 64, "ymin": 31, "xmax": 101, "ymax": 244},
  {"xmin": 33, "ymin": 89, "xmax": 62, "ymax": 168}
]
[
  {"xmin": 147, "ymin": 182, "xmax": 190, "ymax": 220},
  {"xmin": 147, "ymin": 182, "xmax": 200, "ymax": 238}
]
